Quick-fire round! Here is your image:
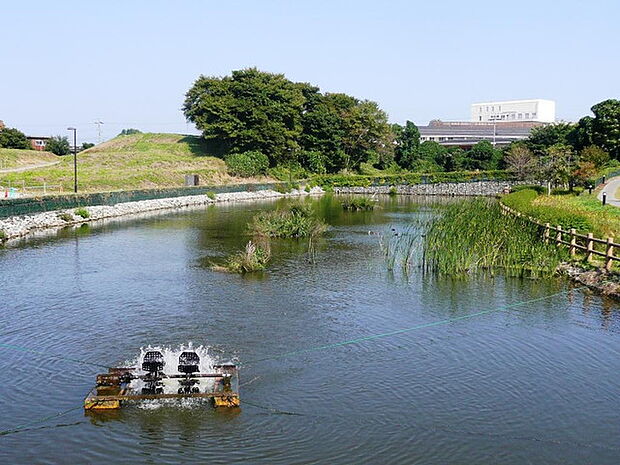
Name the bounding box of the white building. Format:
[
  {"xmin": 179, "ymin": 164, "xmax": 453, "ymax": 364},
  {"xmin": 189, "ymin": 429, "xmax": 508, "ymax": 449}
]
[{"xmin": 471, "ymin": 99, "xmax": 555, "ymax": 123}]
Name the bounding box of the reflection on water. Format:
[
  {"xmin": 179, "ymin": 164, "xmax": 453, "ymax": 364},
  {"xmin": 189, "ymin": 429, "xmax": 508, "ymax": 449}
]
[{"xmin": 1, "ymin": 194, "xmax": 620, "ymax": 464}]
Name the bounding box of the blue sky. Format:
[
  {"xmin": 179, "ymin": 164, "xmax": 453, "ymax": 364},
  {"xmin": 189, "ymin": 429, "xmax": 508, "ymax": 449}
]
[{"xmin": 1, "ymin": 0, "xmax": 618, "ymax": 144}]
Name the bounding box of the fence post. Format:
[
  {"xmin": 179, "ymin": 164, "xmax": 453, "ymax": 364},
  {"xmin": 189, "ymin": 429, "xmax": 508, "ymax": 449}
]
[
  {"xmin": 544, "ymin": 223, "xmax": 550, "ymax": 244},
  {"xmin": 556, "ymin": 225, "xmax": 562, "ymax": 246},
  {"xmin": 606, "ymin": 237, "xmax": 614, "ymax": 271},
  {"xmin": 570, "ymin": 228, "xmax": 577, "ymax": 256},
  {"xmin": 587, "ymin": 233, "xmax": 594, "ymax": 261}
]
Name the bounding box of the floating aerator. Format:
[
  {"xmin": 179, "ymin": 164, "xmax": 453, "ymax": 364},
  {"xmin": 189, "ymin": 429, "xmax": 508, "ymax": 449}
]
[
  {"xmin": 142, "ymin": 351, "xmax": 164, "ymax": 374},
  {"xmin": 178, "ymin": 351, "xmax": 200, "ymax": 374}
]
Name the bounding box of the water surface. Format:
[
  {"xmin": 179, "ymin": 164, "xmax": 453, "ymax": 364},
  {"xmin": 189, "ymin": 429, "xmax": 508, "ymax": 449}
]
[{"xmin": 1, "ymin": 195, "xmax": 619, "ymax": 464}]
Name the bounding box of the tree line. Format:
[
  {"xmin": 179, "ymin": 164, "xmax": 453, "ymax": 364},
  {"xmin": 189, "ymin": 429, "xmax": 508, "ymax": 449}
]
[
  {"xmin": 183, "ymin": 68, "xmax": 505, "ymax": 177},
  {"xmin": 504, "ymin": 99, "xmax": 620, "ymax": 187}
]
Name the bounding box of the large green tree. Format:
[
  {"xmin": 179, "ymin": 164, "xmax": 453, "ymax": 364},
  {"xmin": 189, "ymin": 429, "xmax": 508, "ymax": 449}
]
[
  {"xmin": 183, "ymin": 68, "xmax": 305, "ymax": 164},
  {"xmin": 590, "ymin": 99, "xmax": 620, "ymax": 159},
  {"xmin": 45, "ymin": 135, "xmax": 71, "ymax": 155},
  {"xmin": 527, "ymin": 123, "xmax": 575, "ymax": 154},
  {"xmin": 0, "ymin": 127, "xmax": 29, "ymax": 149},
  {"xmin": 463, "ymin": 140, "xmax": 502, "ymax": 170},
  {"xmin": 394, "ymin": 121, "xmax": 420, "ymax": 169}
]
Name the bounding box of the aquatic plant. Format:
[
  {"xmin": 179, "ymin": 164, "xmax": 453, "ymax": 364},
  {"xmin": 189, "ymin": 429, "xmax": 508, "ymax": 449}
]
[
  {"xmin": 382, "ymin": 198, "xmax": 568, "ymax": 277},
  {"xmin": 217, "ymin": 240, "xmax": 271, "ymax": 273},
  {"xmin": 341, "ymin": 196, "xmax": 375, "ymax": 211},
  {"xmin": 74, "ymin": 207, "xmax": 90, "ymax": 219},
  {"xmin": 207, "ymin": 191, "xmax": 217, "ymax": 200},
  {"xmin": 58, "ymin": 212, "xmax": 73, "ymax": 222},
  {"xmin": 249, "ymin": 203, "xmax": 327, "ymax": 238},
  {"xmin": 388, "ymin": 186, "xmax": 398, "ymax": 196},
  {"xmin": 0, "ymin": 230, "xmax": 6, "ymax": 241}
]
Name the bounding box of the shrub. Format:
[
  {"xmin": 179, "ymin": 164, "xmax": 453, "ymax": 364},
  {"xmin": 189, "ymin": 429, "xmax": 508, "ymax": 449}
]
[
  {"xmin": 304, "ymin": 185, "xmax": 311, "ymax": 193},
  {"xmin": 58, "ymin": 212, "xmax": 74, "ymax": 222},
  {"xmin": 249, "ymin": 203, "xmax": 327, "ymax": 238},
  {"xmin": 46, "ymin": 135, "xmax": 71, "ymax": 156},
  {"xmin": 207, "ymin": 191, "xmax": 217, "ymax": 200},
  {"xmin": 274, "ymin": 182, "xmax": 300, "ymax": 194},
  {"xmin": 0, "ymin": 127, "xmax": 29, "ymax": 149},
  {"xmin": 75, "ymin": 208, "xmax": 90, "ymax": 219},
  {"xmin": 341, "ymin": 197, "xmax": 375, "ymax": 211},
  {"xmin": 388, "ymin": 186, "xmax": 398, "ymax": 196},
  {"xmin": 225, "ymin": 151, "xmax": 269, "ymax": 177},
  {"xmin": 299, "ymin": 151, "xmax": 327, "ymax": 174},
  {"xmin": 0, "ymin": 230, "xmax": 6, "ymax": 241},
  {"xmin": 268, "ymin": 163, "xmax": 308, "ymax": 181}
]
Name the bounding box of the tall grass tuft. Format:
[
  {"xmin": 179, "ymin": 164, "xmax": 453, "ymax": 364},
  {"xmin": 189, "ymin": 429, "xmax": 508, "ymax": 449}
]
[
  {"xmin": 250, "ymin": 203, "xmax": 327, "ymax": 238},
  {"xmin": 215, "ymin": 240, "xmax": 271, "ymax": 273},
  {"xmin": 381, "ymin": 198, "xmax": 568, "ymax": 277},
  {"xmin": 423, "ymin": 198, "xmax": 567, "ymax": 276},
  {"xmin": 341, "ymin": 196, "xmax": 375, "ymax": 211}
]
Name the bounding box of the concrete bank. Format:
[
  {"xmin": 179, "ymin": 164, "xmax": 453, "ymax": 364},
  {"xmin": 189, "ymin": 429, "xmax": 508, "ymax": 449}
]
[
  {"xmin": 334, "ymin": 180, "xmax": 519, "ymax": 196},
  {"xmin": 0, "ymin": 187, "xmax": 324, "ymax": 243}
]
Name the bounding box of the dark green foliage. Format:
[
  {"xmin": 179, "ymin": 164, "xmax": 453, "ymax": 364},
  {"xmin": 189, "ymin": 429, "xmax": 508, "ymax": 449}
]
[
  {"xmin": 225, "ymin": 151, "xmax": 269, "ymax": 177},
  {"xmin": 464, "ymin": 141, "xmax": 503, "ymax": 170},
  {"xmin": 388, "ymin": 186, "xmax": 398, "ymax": 196},
  {"xmin": 0, "ymin": 127, "xmax": 29, "ymax": 149},
  {"xmin": 46, "ymin": 136, "xmax": 71, "ymax": 156},
  {"xmin": 527, "ymin": 123, "xmax": 575, "ymax": 153},
  {"xmin": 273, "ymin": 182, "xmax": 300, "ymax": 194},
  {"xmin": 184, "ymin": 68, "xmax": 305, "ymax": 165},
  {"xmin": 249, "ymin": 203, "xmax": 327, "ymax": 238},
  {"xmin": 341, "ymin": 197, "xmax": 375, "ymax": 211},
  {"xmin": 394, "ymin": 121, "xmax": 420, "ymax": 169},
  {"xmin": 502, "ymin": 189, "xmax": 592, "ymax": 232},
  {"xmin": 590, "ymin": 99, "xmax": 620, "ymax": 159},
  {"xmin": 183, "ymin": 68, "xmax": 394, "ymax": 173},
  {"xmin": 299, "ymin": 150, "xmax": 327, "ymax": 174},
  {"xmin": 74, "ymin": 208, "xmax": 90, "ymax": 219},
  {"xmin": 580, "ymin": 145, "xmax": 609, "ymax": 168},
  {"xmin": 119, "ymin": 129, "xmax": 142, "ymax": 136},
  {"xmin": 80, "ymin": 143, "xmax": 95, "ymax": 151}
]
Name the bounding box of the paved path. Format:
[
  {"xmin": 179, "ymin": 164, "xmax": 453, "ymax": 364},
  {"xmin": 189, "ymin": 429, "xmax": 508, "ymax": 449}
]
[
  {"xmin": 597, "ymin": 176, "xmax": 620, "ymax": 207},
  {"xmin": 0, "ymin": 160, "xmax": 60, "ymax": 173}
]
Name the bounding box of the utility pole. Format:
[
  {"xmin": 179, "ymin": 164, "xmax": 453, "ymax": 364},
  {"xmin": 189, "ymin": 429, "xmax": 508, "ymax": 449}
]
[
  {"xmin": 67, "ymin": 127, "xmax": 78, "ymax": 193},
  {"xmin": 94, "ymin": 120, "xmax": 104, "ymax": 144}
]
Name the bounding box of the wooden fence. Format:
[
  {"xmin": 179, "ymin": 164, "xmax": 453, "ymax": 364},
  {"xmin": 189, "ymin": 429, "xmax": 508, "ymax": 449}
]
[{"xmin": 500, "ymin": 203, "xmax": 619, "ymax": 270}]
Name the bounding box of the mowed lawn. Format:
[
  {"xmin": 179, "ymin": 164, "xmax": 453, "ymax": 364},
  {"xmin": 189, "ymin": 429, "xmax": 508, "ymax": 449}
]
[
  {"xmin": 0, "ymin": 133, "xmax": 267, "ymax": 192},
  {"xmin": 534, "ymin": 193, "xmax": 620, "ymax": 238}
]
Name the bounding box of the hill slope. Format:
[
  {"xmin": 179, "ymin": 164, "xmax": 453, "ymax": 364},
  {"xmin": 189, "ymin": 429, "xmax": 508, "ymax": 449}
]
[
  {"xmin": 0, "ymin": 133, "xmax": 268, "ymax": 193},
  {"xmin": 0, "ymin": 148, "xmax": 59, "ymax": 170}
]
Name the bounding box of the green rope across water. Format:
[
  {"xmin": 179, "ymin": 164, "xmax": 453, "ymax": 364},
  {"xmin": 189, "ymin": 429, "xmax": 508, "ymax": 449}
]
[
  {"xmin": 247, "ymin": 286, "xmax": 582, "ymax": 364},
  {"xmin": 0, "ymin": 342, "xmax": 111, "ymax": 369}
]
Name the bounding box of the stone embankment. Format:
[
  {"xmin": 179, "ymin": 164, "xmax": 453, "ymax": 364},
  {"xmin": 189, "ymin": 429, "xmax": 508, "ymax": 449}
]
[
  {"xmin": 0, "ymin": 187, "xmax": 324, "ymax": 242},
  {"xmin": 334, "ymin": 181, "xmax": 519, "ymax": 196}
]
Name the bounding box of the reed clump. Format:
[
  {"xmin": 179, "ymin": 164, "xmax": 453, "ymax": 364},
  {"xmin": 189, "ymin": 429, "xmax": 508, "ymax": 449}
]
[
  {"xmin": 423, "ymin": 198, "xmax": 567, "ymax": 276},
  {"xmin": 341, "ymin": 196, "xmax": 375, "ymax": 211},
  {"xmin": 249, "ymin": 203, "xmax": 327, "ymax": 238},
  {"xmin": 215, "ymin": 240, "xmax": 271, "ymax": 273}
]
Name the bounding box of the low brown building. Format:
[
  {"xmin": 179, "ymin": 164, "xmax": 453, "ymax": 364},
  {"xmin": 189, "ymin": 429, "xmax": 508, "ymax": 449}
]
[{"xmin": 27, "ymin": 136, "xmax": 51, "ymax": 151}]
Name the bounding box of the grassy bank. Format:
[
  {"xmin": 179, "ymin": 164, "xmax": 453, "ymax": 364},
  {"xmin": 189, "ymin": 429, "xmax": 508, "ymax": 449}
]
[
  {"xmin": 0, "ymin": 133, "xmax": 270, "ymax": 192},
  {"xmin": 502, "ymin": 188, "xmax": 620, "ymax": 238},
  {"xmin": 0, "ymin": 148, "xmax": 58, "ymax": 170}
]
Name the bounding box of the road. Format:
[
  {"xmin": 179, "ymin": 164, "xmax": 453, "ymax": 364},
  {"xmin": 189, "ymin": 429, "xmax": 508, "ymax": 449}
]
[{"xmin": 597, "ymin": 175, "xmax": 620, "ymax": 207}]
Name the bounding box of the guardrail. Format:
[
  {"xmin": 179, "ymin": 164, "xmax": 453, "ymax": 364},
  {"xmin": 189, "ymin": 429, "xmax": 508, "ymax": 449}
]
[{"xmin": 500, "ymin": 203, "xmax": 618, "ymax": 270}]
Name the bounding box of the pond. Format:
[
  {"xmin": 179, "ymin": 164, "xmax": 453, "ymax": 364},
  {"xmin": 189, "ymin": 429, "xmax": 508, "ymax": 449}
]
[{"xmin": 1, "ymin": 194, "xmax": 619, "ymax": 464}]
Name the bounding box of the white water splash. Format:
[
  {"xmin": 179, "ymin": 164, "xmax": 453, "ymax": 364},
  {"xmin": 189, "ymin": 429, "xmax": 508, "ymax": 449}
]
[{"xmin": 123, "ymin": 343, "xmax": 222, "ymax": 409}]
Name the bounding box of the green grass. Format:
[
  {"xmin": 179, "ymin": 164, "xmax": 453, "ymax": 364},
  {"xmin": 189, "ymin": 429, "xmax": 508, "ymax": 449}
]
[
  {"xmin": 74, "ymin": 207, "xmax": 90, "ymax": 219},
  {"xmin": 422, "ymin": 199, "xmax": 567, "ymax": 276},
  {"xmin": 503, "ymin": 189, "xmax": 620, "ymax": 238},
  {"xmin": 341, "ymin": 196, "xmax": 375, "ymax": 211},
  {"xmin": 216, "ymin": 240, "xmax": 271, "ymax": 273},
  {"xmin": 249, "ymin": 203, "xmax": 327, "ymax": 238},
  {"xmin": 0, "ymin": 133, "xmax": 272, "ymax": 193},
  {"xmin": 0, "ymin": 148, "xmax": 58, "ymax": 170}
]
